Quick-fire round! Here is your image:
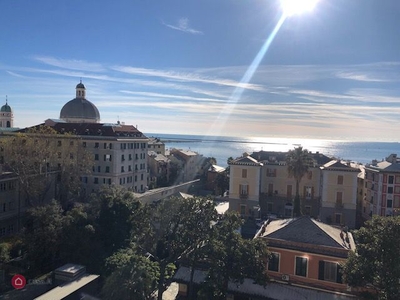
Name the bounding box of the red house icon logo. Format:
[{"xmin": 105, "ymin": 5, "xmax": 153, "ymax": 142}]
[{"xmin": 11, "ymin": 274, "xmax": 26, "ymax": 289}]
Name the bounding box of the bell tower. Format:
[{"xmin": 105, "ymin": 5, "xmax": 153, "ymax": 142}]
[{"xmin": 0, "ymin": 96, "xmax": 14, "ymax": 128}]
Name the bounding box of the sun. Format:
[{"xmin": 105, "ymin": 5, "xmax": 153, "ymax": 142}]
[{"xmin": 280, "ymin": 0, "xmax": 319, "ymax": 16}]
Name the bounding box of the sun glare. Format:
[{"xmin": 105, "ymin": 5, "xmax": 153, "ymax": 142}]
[{"xmin": 280, "ymin": 0, "xmax": 319, "ymax": 16}]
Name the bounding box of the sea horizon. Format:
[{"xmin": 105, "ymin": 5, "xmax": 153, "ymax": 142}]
[{"xmin": 146, "ymin": 133, "xmax": 400, "ymax": 168}]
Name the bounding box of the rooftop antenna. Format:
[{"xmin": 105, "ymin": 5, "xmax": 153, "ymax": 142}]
[{"xmin": 5, "ymin": 95, "xmax": 7, "ymax": 104}]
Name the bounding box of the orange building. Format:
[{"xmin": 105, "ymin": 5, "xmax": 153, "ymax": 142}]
[{"xmin": 256, "ymin": 216, "xmax": 355, "ymax": 294}]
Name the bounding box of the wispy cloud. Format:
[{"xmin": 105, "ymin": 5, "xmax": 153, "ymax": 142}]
[
  {"xmin": 163, "ymin": 18, "xmax": 203, "ymax": 35},
  {"xmin": 112, "ymin": 66, "xmax": 265, "ymax": 91},
  {"xmin": 32, "ymin": 56, "xmax": 106, "ymax": 72},
  {"xmin": 336, "ymin": 71, "xmax": 391, "ymax": 82}
]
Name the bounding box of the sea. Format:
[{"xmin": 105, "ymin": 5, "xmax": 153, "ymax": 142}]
[{"xmin": 146, "ymin": 133, "xmax": 400, "ymax": 168}]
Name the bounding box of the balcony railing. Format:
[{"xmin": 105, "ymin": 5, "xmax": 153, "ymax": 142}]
[{"xmin": 240, "ymin": 193, "xmax": 248, "ymax": 200}]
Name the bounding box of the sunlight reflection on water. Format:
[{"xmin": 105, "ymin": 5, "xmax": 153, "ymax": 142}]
[{"xmin": 151, "ymin": 133, "xmax": 399, "ymax": 168}]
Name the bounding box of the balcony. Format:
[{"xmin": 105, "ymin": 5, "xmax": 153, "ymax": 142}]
[{"xmin": 240, "ymin": 193, "xmax": 249, "ymax": 200}]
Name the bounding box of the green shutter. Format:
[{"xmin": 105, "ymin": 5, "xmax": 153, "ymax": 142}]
[
  {"xmin": 318, "ymin": 261, "xmax": 325, "ymax": 280},
  {"xmin": 336, "ymin": 264, "xmax": 343, "ymax": 283}
]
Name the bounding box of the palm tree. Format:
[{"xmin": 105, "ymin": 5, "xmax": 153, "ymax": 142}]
[{"xmin": 286, "ymin": 146, "xmax": 312, "ymax": 217}]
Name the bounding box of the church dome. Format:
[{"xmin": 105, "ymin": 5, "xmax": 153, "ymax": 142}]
[
  {"xmin": 1, "ymin": 103, "xmax": 12, "ymax": 112},
  {"xmin": 76, "ymin": 82, "xmax": 85, "ymax": 89},
  {"xmin": 60, "ymin": 98, "xmax": 100, "ymax": 122},
  {"xmin": 59, "ymin": 82, "xmax": 100, "ymax": 123}
]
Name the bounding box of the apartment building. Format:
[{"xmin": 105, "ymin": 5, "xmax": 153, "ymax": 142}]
[
  {"xmin": 228, "ymin": 153, "xmax": 263, "ymax": 217},
  {"xmin": 0, "ymin": 171, "xmax": 23, "ymax": 237},
  {"xmin": 229, "ymin": 151, "xmax": 331, "ymax": 218},
  {"xmin": 169, "ymin": 149, "xmax": 204, "ymax": 183},
  {"xmin": 364, "ymin": 154, "xmax": 400, "ymax": 218},
  {"xmin": 256, "ymin": 216, "xmax": 355, "ymax": 294},
  {"xmin": 320, "ymin": 160, "xmax": 360, "ymax": 228},
  {"xmin": 5, "ymin": 82, "xmax": 148, "ymax": 194}
]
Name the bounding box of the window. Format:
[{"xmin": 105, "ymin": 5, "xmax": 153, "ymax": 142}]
[
  {"xmin": 337, "ymin": 175, "xmax": 344, "ymax": 185},
  {"xmin": 104, "ymin": 154, "xmax": 111, "ymax": 161},
  {"xmin": 105, "ymin": 166, "xmax": 110, "ymax": 173},
  {"xmin": 268, "ymin": 253, "xmax": 280, "ymax": 272},
  {"xmin": 387, "ymin": 199, "xmax": 393, "ymax": 208},
  {"xmin": 83, "ymin": 142, "xmax": 86, "ymax": 148},
  {"xmin": 121, "ymin": 166, "xmax": 125, "ymax": 173},
  {"xmin": 335, "ymin": 213, "xmax": 342, "ymax": 224},
  {"xmin": 95, "ymin": 142, "xmax": 99, "ymax": 148},
  {"xmin": 129, "ymin": 154, "xmax": 132, "ymax": 160},
  {"xmin": 318, "ymin": 261, "xmax": 342, "ymax": 283},
  {"xmin": 121, "ymin": 155, "xmax": 125, "ymax": 161},
  {"xmin": 389, "ymin": 175, "xmax": 394, "ymax": 184},
  {"xmin": 95, "ymin": 154, "xmax": 99, "ymax": 161},
  {"xmin": 141, "ymin": 174, "xmax": 144, "ymax": 180},
  {"xmin": 239, "ymin": 184, "xmax": 248, "ymax": 196},
  {"xmin": 336, "ymin": 192, "xmax": 343, "ymax": 204},
  {"xmin": 128, "ymin": 165, "xmax": 132, "ymax": 171},
  {"xmin": 240, "ymin": 204, "xmax": 246, "ymax": 216},
  {"xmin": 94, "ymin": 178, "xmax": 99, "ymax": 184},
  {"xmin": 97, "ymin": 166, "xmax": 101, "ymax": 172},
  {"xmin": 57, "ymin": 140, "xmax": 62, "ymax": 147},
  {"xmin": 242, "ymin": 169, "xmax": 247, "ymax": 178},
  {"xmin": 305, "ymin": 186, "xmax": 312, "ymax": 199},
  {"xmin": 388, "ymin": 187, "xmax": 394, "ymax": 194},
  {"xmin": 295, "ymin": 257, "xmax": 308, "ymax": 277},
  {"xmin": 267, "ymin": 168, "xmax": 276, "ymax": 177}
]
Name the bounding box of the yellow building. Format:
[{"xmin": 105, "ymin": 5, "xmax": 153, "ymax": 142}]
[
  {"xmin": 228, "ymin": 153, "xmax": 263, "ymax": 217},
  {"xmin": 320, "ymin": 160, "xmax": 359, "ymax": 228}
]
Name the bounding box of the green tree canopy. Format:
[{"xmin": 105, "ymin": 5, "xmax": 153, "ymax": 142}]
[
  {"xmin": 286, "ymin": 146, "xmax": 312, "ymax": 217},
  {"xmin": 343, "ymin": 216, "xmax": 400, "ymax": 300},
  {"xmin": 131, "ymin": 196, "xmax": 218, "ymax": 300},
  {"xmin": 102, "ymin": 246, "xmax": 160, "ymax": 300},
  {"xmin": 199, "ymin": 212, "xmax": 269, "ymax": 299}
]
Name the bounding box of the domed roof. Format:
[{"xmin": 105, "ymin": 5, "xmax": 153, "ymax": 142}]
[
  {"xmin": 1, "ymin": 102, "xmax": 12, "ymax": 112},
  {"xmin": 76, "ymin": 82, "xmax": 85, "ymax": 89},
  {"xmin": 60, "ymin": 98, "xmax": 100, "ymax": 122}
]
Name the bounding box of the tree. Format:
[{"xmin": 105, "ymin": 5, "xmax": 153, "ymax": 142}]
[
  {"xmin": 0, "ymin": 126, "xmax": 92, "ymax": 207},
  {"xmin": 286, "ymin": 146, "xmax": 312, "ymax": 217},
  {"xmin": 199, "ymin": 212, "xmax": 269, "ymax": 299},
  {"xmin": 102, "ymin": 247, "xmax": 160, "ymax": 300},
  {"xmin": 343, "ymin": 216, "xmax": 400, "ymax": 300},
  {"xmin": 215, "ymin": 168, "xmax": 229, "ymax": 196},
  {"xmin": 131, "ymin": 196, "xmax": 218, "ymax": 300},
  {"xmin": 23, "ymin": 200, "xmax": 67, "ymax": 275},
  {"xmin": 90, "ymin": 186, "xmax": 141, "ymax": 258}
]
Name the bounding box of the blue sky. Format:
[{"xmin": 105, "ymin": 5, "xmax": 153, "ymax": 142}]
[{"xmin": 1, "ymin": 0, "xmax": 400, "ymax": 141}]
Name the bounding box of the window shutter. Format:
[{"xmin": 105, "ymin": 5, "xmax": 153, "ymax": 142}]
[
  {"xmin": 336, "ymin": 264, "xmax": 343, "ymax": 283},
  {"xmin": 318, "ymin": 261, "xmax": 325, "ymax": 280}
]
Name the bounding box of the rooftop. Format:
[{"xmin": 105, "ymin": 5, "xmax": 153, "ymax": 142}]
[{"xmin": 257, "ymin": 216, "xmax": 355, "ymax": 255}]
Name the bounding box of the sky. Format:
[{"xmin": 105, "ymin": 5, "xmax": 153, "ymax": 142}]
[{"xmin": 1, "ymin": 0, "xmax": 400, "ymax": 141}]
